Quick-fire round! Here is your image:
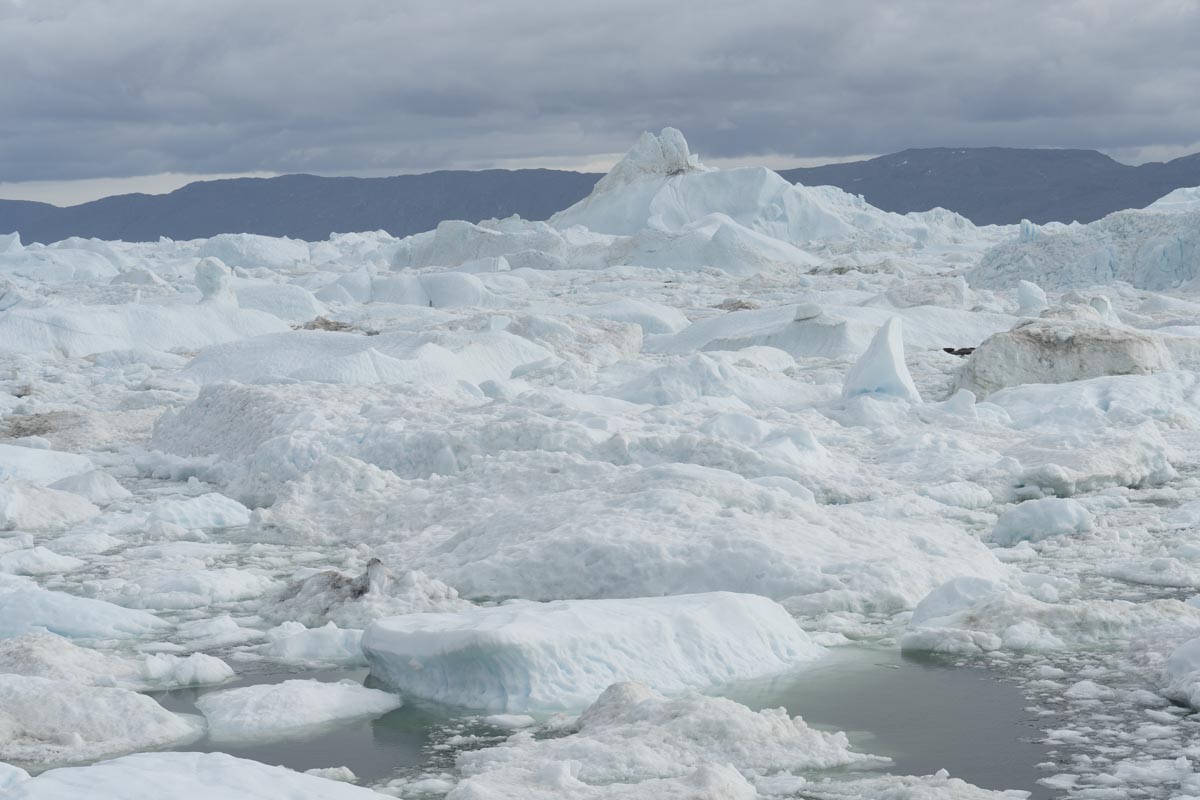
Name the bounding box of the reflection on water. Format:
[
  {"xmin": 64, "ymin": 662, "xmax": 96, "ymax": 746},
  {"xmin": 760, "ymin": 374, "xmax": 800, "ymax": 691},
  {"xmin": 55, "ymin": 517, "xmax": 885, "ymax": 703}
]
[{"xmin": 149, "ymin": 647, "xmax": 1052, "ymax": 796}]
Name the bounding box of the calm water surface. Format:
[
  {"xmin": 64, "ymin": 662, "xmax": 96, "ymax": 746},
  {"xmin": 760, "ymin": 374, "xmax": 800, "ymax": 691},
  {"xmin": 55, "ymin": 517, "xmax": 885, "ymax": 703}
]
[{"xmin": 148, "ymin": 646, "xmax": 1051, "ymax": 797}]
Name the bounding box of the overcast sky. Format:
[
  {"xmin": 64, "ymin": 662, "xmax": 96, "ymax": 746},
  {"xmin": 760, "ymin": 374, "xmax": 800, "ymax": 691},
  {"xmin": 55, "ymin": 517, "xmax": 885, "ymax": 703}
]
[{"xmin": 2, "ymin": 0, "xmax": 1198, "ymax": 205}]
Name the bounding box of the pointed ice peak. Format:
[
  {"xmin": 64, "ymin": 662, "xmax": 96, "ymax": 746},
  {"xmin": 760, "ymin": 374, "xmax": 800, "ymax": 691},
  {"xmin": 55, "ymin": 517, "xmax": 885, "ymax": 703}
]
[
  {"xmin": 0, "ymin": 231, "xmax": 21, "ymax": 255},
  {"xmin": 594, "ymin": 127, "xmax": 707, "ymax": 192},
  {"xmin": 841, "ymin": 317, "xmax": 922, "ymax": 404}
]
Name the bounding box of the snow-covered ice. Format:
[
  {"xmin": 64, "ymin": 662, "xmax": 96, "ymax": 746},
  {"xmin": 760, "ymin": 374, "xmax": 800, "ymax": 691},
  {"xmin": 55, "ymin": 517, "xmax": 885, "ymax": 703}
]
[
  {"xmin": 3, "ymin": 127, "xmax": 1200, "ymax": 798},
  {"xmin": 194, "ymin": 678, "xmax": 401, "ymax": 742},
  {"xmin": 0, "ymin": 674, "xmax": 203, "ymax": 766},
  {"xmin": 7, "ymin": 751, "xmax": 384, "ymax": 798},
  {"xmin": 362, "ymin": 592, "xmax": 823, "ymax": 711}
]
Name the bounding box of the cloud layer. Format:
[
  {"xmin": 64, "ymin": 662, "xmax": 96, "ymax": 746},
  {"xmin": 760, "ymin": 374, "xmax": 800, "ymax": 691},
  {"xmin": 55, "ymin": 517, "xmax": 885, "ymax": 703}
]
[{"xmin": 2, "ymin": 0, "xmax": 1198, "ymax": 182}]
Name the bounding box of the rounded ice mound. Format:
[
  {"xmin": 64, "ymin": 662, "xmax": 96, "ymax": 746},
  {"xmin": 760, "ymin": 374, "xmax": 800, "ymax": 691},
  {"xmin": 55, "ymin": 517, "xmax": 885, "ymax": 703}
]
[
  {"xmin": 194, "ymin": 678, "xmax": 401, "ymax": 742},
  {"xmin": 48, "ymin": 470, "xmax": 131, "ymax": 506},
  {"xmin": 362, "ymin": 592, "xmax": 824, "ymax": 712},
  {"xmin": 0, "ymin": 579, "xmax": 170, "ymax": 640},
  {"xmin": 0, "ymin": 482, "xmax": 99, "ymax": 532},
  {"xmin": 197, "ymin": 233, "xmax": 310, "ymax": 269},
  {"xmin": 989, "ymin": 498, "xmax": 1094, "ymax": 547},
  {"xmin": 0, "ymin": 674, "xmax": 202, "ymax": 766},
  {"xmin": 450, "ymin": 681, "xmax": 882, "ymax": 799},
  {"xmin": 955, "ymin": 305, "xmax": 1176, "ymax": 396},
  {"xmin": 1016, "ymin": 279, "xmax": 1048, "ymax": 317},
  {"xmin": 907, "ymin": 576, "xmax": 1005, "ymax": 629},
  {"xmin": 1165, "ymin": 636, "xmax": 1200, "ymax": 708},
  {"xmin": 8, "ymin": 751, "xmax": 384, "ymax": 799}
]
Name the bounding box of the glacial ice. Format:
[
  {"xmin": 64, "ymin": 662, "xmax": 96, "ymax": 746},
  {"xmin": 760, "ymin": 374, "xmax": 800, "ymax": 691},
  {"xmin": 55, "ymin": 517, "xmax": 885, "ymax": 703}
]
[
  {"xmin": 2, "ymin": 127, "xmax": 1199, "ymax": 798},
  {"xmin": 362, "ymin": 592, "xmax": 824, "ymax": 711},
  {"xmin": 8, "ymin": 751, "xmax": 384, "ymax": 798},
  {"xmin": 841, "ymin": 317, "xmax": 922, "ymax": 403},
  {"xmin": 446, "ymin": 681, "xmax": 882, "ymax": 799},
  {"xmin": 0, "ymin": 674, "xmax": 203, "ymax": 765},
  {"xmin": 194, "ymin": 678, "xmax": 401, "ymax": 742}
]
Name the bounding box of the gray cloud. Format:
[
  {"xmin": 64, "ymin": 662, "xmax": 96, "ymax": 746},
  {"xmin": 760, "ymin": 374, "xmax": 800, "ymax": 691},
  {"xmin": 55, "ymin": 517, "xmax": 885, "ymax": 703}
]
[{"xmin": 1, "ymin": 0, "xmax": 1198, "ymax": 183}]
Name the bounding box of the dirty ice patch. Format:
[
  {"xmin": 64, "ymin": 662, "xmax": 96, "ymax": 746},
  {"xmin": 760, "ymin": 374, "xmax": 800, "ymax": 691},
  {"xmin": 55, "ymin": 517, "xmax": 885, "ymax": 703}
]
[
  {"xmin": 260, "ymin": 560, "xmax": 470, "ymax": 629},
  {"xmin": 0, "ymin": 674, "xmax": 202, "ymax": 766},
  {"xmin": 194, "ymin": 679, "xmax": 400, "ymax": 742},
  {"xmin": 0, "ymin": 483, "xmax": 99, "ymax": 532},
  {"xmin": 956, "ymin": 306, "xmax": 1176, "ymax": 396},
  {"xmin": 362, "ymin": 592, "xmax": 823, "ymax": 712}
]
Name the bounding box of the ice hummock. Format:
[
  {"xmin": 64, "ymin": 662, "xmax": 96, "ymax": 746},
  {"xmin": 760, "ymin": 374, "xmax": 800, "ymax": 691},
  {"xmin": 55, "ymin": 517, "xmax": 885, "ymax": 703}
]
[
  {"xmin": 0, "ymin": 674, "xmax": 203, "ymax": 766},
  {"xmin": 956, "ymin": 304, "xmax": 1177, "ymax": 396},
  {"xmin": 362, "ymin": 592, "xmax": 824, "ymax": 711},
  {"xmin": 448, "ymin": 681, "xmax": 884, "ymax": 798},
  {"xmin": 194, "ymin": 678, "xmax": 401, "ymax": 742},
  {"xmin": 7, "ymin": 751, "xmax": 383, "ymax": 799}
]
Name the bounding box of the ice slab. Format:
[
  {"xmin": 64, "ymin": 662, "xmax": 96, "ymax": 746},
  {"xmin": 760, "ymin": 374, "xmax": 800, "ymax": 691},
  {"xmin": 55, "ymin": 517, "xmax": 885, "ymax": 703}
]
[
  {"xmin": 362, "ymin": 591, "xmax": 823, "ymax": 712},
  {"xmin": 8, "ymin": 751, "xmax": 383, "ymax": 799},
  {"xmin": 194, "ymin": 678, "xmax": 401, "ymax": 742}
]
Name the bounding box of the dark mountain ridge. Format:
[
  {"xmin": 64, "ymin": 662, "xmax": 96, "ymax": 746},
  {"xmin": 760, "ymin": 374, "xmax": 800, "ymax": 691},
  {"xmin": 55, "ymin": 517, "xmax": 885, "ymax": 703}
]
[{"xmin": 3, "ymin": 147, "xmax": 1198, "ymax": 244}]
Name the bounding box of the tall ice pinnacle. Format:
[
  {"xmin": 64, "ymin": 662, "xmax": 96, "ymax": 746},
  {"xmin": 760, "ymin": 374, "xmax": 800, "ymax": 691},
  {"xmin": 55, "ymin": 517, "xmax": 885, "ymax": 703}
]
[{"xmin": 841, "ymin": 317, "xmax": 922, "ymax": 403}]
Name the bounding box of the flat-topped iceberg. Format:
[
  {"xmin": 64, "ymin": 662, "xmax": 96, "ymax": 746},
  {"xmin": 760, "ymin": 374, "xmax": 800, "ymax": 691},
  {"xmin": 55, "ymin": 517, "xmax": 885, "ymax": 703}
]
[{"xmin": 361, "ymin": 591, "xmax": 823, "ymax": 712}]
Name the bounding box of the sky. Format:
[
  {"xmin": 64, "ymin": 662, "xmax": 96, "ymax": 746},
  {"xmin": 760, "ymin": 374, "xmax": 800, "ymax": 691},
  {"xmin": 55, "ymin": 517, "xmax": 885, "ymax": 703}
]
[{"xmin": 1, "ymin": 0, "xmax": 1198, "ymax": 206}]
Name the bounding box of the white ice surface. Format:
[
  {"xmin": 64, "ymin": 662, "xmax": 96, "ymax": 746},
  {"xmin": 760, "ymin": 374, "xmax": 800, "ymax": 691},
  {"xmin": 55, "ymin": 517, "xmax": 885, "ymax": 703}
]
[
  {"xmin": 362, "ymin": 592, "xmax": 823, "ymax": 711},
  {"xmin": 194, "ymin": 678, "xmax": 401, "ymax": 742},
  {"xmin": 8, "ymin": 751, "xmax": 383, "ymax": 798},
  {"xmin": 3, "ymin": 127, "xmax": 1200, "ymax": 799}
]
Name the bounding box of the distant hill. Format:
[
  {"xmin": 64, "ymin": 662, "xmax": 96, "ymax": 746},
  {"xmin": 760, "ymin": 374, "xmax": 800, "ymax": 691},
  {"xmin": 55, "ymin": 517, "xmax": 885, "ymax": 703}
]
[
  {"xmin": 0, "ymin": 170, "xmax": 602, "ymax": 244},
  {"xmin": 3, "ymin": 148, "xmax": 1200, "ymax": 244},
  {"xmin": 780, "ymin": 147, "xmax": 1200, "ymax": 225}
]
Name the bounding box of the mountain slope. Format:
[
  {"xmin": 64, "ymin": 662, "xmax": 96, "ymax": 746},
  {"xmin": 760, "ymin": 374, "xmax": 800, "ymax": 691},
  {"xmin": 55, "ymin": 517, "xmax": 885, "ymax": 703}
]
[
  {"xmin": 1, "ymin": 170, "xmax": 602, "ymax": 244},
  {"xmin": 781, "ymin": 148, "xmax": 1200, "ymax": 225},
  {"xmin": 4, "ymin": 148, "xmax": 1200, "ymax": 243}
]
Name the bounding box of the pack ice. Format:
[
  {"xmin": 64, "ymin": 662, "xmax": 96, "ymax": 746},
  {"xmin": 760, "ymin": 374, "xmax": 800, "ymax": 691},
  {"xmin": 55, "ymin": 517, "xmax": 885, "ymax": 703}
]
[{"xmin": 3, "ymin": 127, "xmax": 1200, "ymax": 798}]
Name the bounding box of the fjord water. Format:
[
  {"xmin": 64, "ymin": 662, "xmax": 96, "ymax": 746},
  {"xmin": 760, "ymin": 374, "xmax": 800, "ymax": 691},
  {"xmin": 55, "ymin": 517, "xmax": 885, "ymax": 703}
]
[{"xmin": 149, "ymin": 647, "xmax": 1050, "ymax": 797}]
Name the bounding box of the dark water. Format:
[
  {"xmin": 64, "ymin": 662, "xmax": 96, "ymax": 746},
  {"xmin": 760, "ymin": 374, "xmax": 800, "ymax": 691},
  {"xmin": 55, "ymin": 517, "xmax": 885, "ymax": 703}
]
[
  {"xmin": 149, "ymin": 647, "xmax": 1051, "ymax": 796},
  {"xmin": 714, "ymin": 646, "xmax": 1052, "ymax": 799},
  {"xmin": 150, "ymin": 667, "xmax": 439, "ymax": 781}
]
